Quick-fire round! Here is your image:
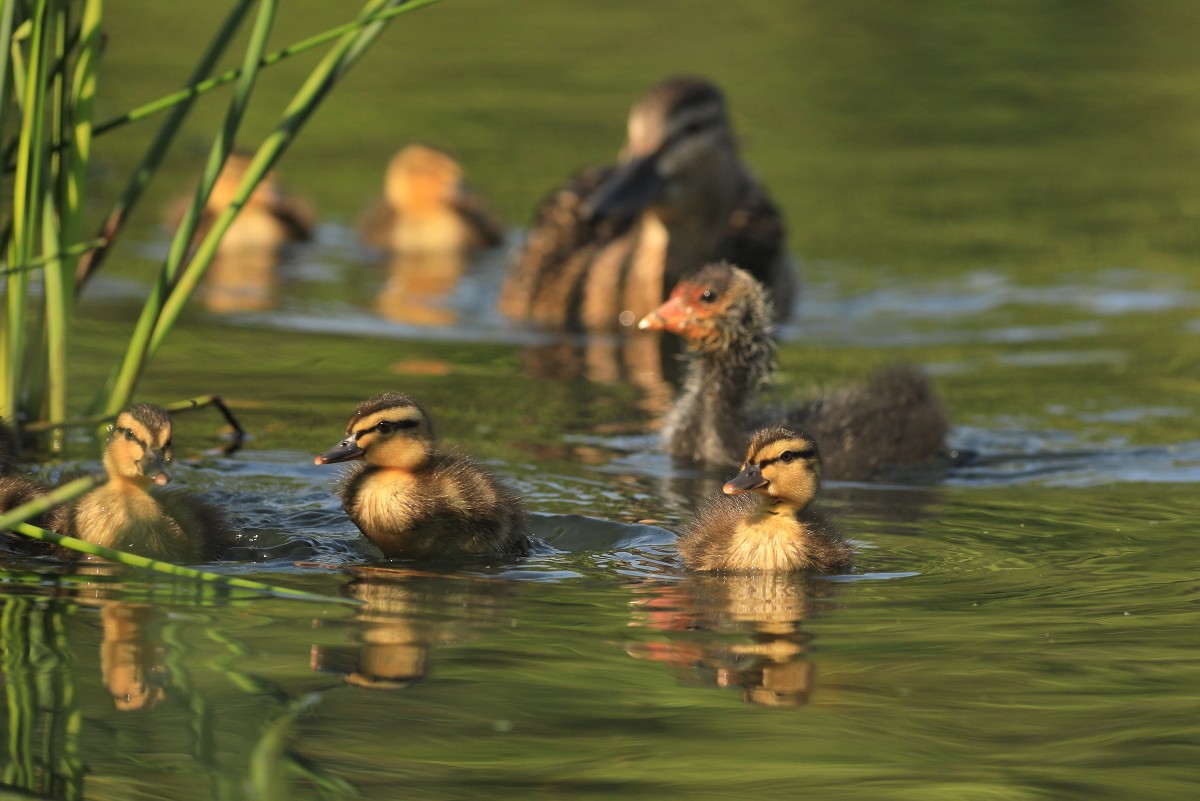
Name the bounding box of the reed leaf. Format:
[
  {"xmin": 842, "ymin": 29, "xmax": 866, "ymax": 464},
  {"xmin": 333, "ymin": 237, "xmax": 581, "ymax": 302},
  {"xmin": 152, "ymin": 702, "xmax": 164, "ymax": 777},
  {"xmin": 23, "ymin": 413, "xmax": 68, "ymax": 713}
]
[
  {"xmin": 104, "ymin": 0, "xmax": 279, "ymax": 416},
  {"xmin": 10, "ymin": 523, "xmax": 356, "ymax": 606},
  {"xmin": 73, "ymin": 0, "xmax": 257, "ymax": 292},
  {"xmin": 142, "ymin": 0, "xmax": 418, "ymax": 366}
]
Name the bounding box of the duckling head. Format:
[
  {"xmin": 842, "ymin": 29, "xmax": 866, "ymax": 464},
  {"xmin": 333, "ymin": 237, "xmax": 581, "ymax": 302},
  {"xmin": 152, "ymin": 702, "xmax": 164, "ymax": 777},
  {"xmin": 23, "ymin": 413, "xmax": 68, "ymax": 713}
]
[
  {"xmin": 723, "ymin": 428, "xmax": 821, "ymax": 511},
  {"xmin": 639, "ymin": 261, "xmax": 771, "ymax": 353},
  {"xmin": 385, "ymin": 145, "xmax": 463, "ymax": 218},
  {"xmin": 105, "ymin": 404, "xmax": 173, "ymax": 488},
  {"xmin": 209, "ymin": 152, "xmax": 280, "ymax": 214},
  {"xmin": 314, "ymin": 392, "xmax": 434, "ymax": 471},
  {"xmin": 583, "ymin": 76, "xmax": 738, "ymax": 222}
]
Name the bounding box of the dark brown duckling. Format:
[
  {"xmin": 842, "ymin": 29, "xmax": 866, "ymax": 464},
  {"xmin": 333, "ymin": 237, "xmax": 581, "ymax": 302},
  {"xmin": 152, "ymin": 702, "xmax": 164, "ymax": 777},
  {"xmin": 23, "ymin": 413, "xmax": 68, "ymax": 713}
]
[
  {"xmin": 358, "ymin": 144, "xmax": 504, "ymax": 254},
  {"xmin": 0, "ymin": 418, "xmax": 68, "ymax": 547},
  {"xmin": 67, "ymin": 404, "xmax": 234, "ymax": 562},
  {"xmin": 499, "ymin": 75, "xmax": 796, "ymax": 332},
  {"xmin": 678, "ymin": 428, "xmax": 851, "ymax": 573},
  {"xmin": 314, "ymin": 393, "xmax": 528, "ymax": 559},
  {"xmin": 640, "ymin": 262, "xmax": 949, "ymax": 480}
]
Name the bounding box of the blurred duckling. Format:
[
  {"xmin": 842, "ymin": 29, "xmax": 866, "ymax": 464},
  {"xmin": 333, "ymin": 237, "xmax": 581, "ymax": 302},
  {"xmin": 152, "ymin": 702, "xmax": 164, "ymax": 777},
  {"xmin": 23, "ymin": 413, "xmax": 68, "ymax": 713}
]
[
  {"xmin": 314, "ymin": 393, "xmax": 528, "ymax": 558},
  {"xmin": 66, "ymin": 404, "xmax": 234, "ymax": 562},
  {"xmin": 499, "ymin": 75, "xmax": 795, "ymax": 331},
  {"xmin": 167, "ymin": 152, "xmax": 315, "ymax": 254},
  {"xmin": 640, "ymin": 262, "xmax": 949, "ymax": 480},
  {"xmin": 359, "ymin": 145, "xmax": 504, "ymax": 254},
  {"xmin": 678, "ymin": 428, "xmax": 851, "ymax": 573}
]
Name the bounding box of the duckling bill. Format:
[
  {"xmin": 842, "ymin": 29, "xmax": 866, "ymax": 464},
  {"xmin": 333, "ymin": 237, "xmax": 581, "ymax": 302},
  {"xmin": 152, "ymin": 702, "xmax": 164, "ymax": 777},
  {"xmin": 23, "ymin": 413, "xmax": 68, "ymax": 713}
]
[
  {"xmin": 678, "ymin": 428, "xmax": 851, "ymax": 573},
  {"xmin": 315, "ymin": 393, "xmax": 528, "ymax": 559}
]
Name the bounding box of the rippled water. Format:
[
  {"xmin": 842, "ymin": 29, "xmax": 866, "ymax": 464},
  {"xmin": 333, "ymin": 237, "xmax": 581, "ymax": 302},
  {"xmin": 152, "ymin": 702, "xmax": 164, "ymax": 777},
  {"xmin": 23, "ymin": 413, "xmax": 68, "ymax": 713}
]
[{"xmin": 5, "ymin": 2, "xmax": 1200, "ymax": 799}]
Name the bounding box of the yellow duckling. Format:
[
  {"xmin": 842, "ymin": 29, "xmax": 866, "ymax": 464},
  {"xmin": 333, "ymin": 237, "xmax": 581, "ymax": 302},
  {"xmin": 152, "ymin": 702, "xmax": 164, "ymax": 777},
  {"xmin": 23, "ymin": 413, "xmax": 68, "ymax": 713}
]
[
  {"xmin": 166, "ymin": 152, "xmax": 315, "ymax": 254},
  {"xmin": 358, "ymin": 145, "xmax": 504, "ymax": 254},
  {"xmin": 677, "ymin": 428, "xmax": 851, "ymax": 573},
  {"xmin": 67, "ymin": 404, "xmax": 234, "ymax": 562},
  {"xmin": 314, "ymin": 393, "xmax": 528, "ymax": 559}
]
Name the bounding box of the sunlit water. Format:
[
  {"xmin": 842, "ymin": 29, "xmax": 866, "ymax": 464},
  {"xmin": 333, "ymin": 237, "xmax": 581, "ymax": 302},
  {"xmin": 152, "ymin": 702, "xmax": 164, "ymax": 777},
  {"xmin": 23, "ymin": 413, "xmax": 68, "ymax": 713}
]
[{"xmin": 5, "ymin": 2, "xmax": 1200, "ymax": 800}]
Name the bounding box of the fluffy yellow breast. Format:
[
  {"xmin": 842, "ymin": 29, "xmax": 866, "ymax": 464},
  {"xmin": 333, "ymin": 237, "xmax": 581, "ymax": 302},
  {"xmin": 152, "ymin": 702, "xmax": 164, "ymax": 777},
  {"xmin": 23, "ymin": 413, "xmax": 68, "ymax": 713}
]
[{"xmin": 723, "ymin": 511, "xmax": 813, "ymax": 572}]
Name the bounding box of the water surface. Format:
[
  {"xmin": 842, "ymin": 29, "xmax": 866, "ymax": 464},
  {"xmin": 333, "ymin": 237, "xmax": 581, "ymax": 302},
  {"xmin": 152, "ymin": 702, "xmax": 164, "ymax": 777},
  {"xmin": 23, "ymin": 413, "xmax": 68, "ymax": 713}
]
[{"xmin": 4, "ymin": 2, "xmax": 1200, "ymax": 799}]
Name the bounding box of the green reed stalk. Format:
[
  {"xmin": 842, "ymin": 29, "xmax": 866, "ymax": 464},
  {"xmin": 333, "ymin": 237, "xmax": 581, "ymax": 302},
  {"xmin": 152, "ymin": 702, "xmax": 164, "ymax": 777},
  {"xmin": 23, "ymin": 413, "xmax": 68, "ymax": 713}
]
[
  {"xmin": 73, "ymin": 0, "xmax": 256, "ymax": 293},
  {"xmin": 90, "ymin": 0, "xmax": 440, "ymax": 139},
  {"xmin": 11, "ymin": 523, "xmax": 357, "ymax": 606},
  {"xmin": 103, "ymin": 0, "xmax": 279, "ymax": 416},
  {"xmin": 4, "ymin": 0, "xmax": 54, "ymax": 425},
  {"xmin": 143, "ymin": 0, "xmax": 416, "ymax": 364}
]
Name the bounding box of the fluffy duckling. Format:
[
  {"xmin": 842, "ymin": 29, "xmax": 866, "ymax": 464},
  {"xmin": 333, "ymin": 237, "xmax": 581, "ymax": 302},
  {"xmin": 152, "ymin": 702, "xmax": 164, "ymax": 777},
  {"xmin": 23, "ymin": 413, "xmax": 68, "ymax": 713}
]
[
  {"xmin": 66, "ymin": 404, "xmax": 234, "ymax": 562},
  {"xmin": 167, "ymin": 152, "xmax": 315, "ymax": 253},
  {"xmin": 359, "ymin": 144, "xmax": 504, "ymax": 254},
  {"xmin": 499, "ymin": 75, "xmax": 795, "ymax": 332},
  {"xmin": 640, "ymin": 262, "xmax": 949, "ymax": 480},
  {"xmin": 678, "ymin": 428, "xmax": 850, "ymax": 573},
  {"xmin": 314, "ymin": 393, "xmax": 528, "ymax": 559}
]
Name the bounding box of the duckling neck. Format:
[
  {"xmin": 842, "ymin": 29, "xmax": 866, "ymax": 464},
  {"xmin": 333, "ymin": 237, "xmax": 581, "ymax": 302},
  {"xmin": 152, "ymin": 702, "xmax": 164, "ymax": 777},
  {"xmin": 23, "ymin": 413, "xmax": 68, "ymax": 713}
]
[{"xmin": 664, "ymin": 325, "xmax": 774, "ymax": 465}]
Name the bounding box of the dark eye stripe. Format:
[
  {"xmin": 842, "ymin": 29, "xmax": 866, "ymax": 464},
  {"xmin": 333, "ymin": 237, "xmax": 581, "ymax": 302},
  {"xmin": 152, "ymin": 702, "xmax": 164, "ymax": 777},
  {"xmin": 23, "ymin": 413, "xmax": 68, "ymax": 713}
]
[{"xmin": 757, "ymin": 448, "xmax": 815, "ymax": 469}]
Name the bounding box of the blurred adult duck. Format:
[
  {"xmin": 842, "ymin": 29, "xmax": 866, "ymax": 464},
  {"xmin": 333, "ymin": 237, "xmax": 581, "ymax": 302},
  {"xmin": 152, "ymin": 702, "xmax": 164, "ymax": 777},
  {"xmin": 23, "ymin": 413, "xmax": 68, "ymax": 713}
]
[
  {"xmin": 359, "ymin": 144, "xmax": 505, "ymax": 254},
  {"xmin": 678, "ymin": 427, "xmax": 851, "ymax": 573},
  {"xmin": 166, "ymin": 151, "xmax": 315, "ymax": 254},
  {"xmin": 66, "ymin": 404, "xmax": 235, "ymax": 562},
  {"xmin": 499, "ymin": 75, "xmax": 796, "ymax": 331},
  {"xmin": 314, "ymin": 393, "xmax": 528, "ymax": 558},
  {"xmin": 640, "ymin": 262, "xmax": 949, "ymax": 480}
]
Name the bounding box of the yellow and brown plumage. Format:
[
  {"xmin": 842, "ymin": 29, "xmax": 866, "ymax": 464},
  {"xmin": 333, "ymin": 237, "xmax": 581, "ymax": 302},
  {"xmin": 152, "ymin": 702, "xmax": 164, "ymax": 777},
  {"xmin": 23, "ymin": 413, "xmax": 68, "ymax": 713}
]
[
  {"xmin": 66, "ymin": 404, "xmax": 234, "ymax": 563},
  {"xmin": 499, "ymin": 75, "xmax": 796, "ymax": 332},
  {"xmin": 314, "ymin": 393, "xmax": 528, "ymax": 559},
  {"xmin": 640, "ymin": 262, "xmax": 950, "ymax": 480},
  {"xmin": 678, "ymin": 428, "xmax": 851, "ymax": 573},
  {"xmin": 166, "ymin": 152, "xmax": 315, "ymax": 254},
  {"xmin": 358, "ymin": 144, "xmax": 504, "ymax": 254}
]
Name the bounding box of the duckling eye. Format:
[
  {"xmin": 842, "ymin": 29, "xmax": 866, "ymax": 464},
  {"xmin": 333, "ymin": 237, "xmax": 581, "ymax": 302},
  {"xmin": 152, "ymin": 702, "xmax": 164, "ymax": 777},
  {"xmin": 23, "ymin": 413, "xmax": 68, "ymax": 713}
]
[
  {"xmin": 700, "ymin": 289, "xmax": 718, "ymax": 303},
  {"xmin": 122, "ymin": 428, "xmax": 136, "ymax": 442},
  {"xmin": 375, "ymin": 421, "xmax": 393, "ymax": 434},
  {"xmin": 779, "ymin": 451, "xmax": 796, "ymax": 464}
]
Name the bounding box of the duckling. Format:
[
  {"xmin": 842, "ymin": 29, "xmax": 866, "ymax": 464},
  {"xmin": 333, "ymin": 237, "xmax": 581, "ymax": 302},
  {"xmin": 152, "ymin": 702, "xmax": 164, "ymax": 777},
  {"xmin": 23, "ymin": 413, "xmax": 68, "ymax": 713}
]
[
  {"xmin": 314, "ymin": 393, "xmax": 528, "ymax": 559},
  {"xmin": 0, "ymin": 418, "xmax": 68, "ymax": 546},
  {"xmin": 359, "ymin": 144, "xmax": 504, "ymax": 254},
  {"xmin": 640, "ymin": 262, "xmax": 949, "ymax": 480},
  {"xmin": 166, "ymin": 152, "xmax": 315, "ymax": 254},
  {"xmin": 66, "ymin": 404, "xmax": 234, "ymax": 562},
  {"xmin": 499, "ymin": 75, "xmax": 796, "ymax": 332},
  {"xmin": 678, "ymin": 428, "xmax": 850, "ymax": 573}
]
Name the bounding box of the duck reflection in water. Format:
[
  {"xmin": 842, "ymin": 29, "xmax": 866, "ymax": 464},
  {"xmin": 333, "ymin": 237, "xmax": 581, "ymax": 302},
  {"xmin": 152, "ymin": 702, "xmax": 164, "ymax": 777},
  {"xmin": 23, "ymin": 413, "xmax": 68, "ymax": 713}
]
[
  {"xmin": 310, "ymin": 568, "xmax": 513, "ymax": 690},
  {"xmin": 164, "ymin": 152, "xmax": 315, "ymax": 314},
  {"xmin": 629, "ymin": 573, "xmax": 840, "ymax": 708},
  {"xmin": 360, "ymin": 145, "xmax": 505, "ymax": 327},
  {"xmin": 99, "ymin": 602, "xmax": 167, "ymax": 711}
]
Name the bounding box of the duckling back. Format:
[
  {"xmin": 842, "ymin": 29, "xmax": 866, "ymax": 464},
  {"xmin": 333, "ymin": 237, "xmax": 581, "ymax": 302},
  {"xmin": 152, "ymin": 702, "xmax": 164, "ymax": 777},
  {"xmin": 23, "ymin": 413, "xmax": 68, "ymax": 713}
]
[
  {"xmin": 338, "ymin": 452, "xmax": 527, "ymax": 558},
  {"xmin": 772, "ymin": 365, "xmax": 949, "ymax": 481}
]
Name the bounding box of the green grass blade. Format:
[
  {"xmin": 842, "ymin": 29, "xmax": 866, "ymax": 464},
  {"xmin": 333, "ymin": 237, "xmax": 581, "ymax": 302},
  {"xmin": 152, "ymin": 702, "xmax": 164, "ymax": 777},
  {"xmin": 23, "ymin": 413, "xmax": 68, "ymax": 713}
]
[
  {"xmin": 4, "ymin": 0, "xmax": 53, "ymax": 424},
  {"xmin": 73, "ymin": 0, "xmax": 256, "ymax": 293},
  {"xmin": 102, "ymin": 0, "xmax": 280, "ymax": 417},
  {"xmin": 144, "ymin": 0, "xmax": 419, "ymax": 363},
  {"xmin": 90, "ymin": 0, "xmax": 440, "ymax": 139},
  {"xmin": 9, "ymin": 523, "xmax": 356, "ymax": 606}
]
